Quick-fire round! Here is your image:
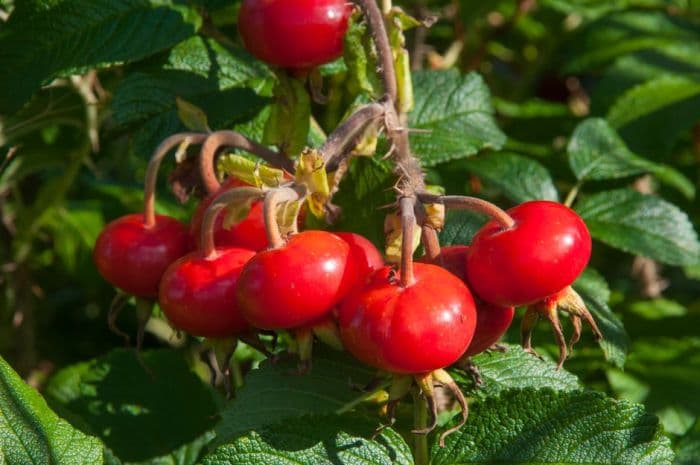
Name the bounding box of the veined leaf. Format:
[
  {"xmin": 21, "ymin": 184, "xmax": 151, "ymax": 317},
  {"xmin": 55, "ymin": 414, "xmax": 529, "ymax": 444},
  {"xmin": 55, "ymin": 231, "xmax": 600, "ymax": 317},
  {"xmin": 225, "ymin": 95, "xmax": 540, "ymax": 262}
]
[
  {"xmin": 568, "ymin": 118, "xmax": 694, "ymax": 198},
  {"xmin": 45, "ymin": 349, "xmax": 220, "ymax": 463},
  {"xmin": 0, "ymin": 0, "xmax": 199, "ymax": 114},
  {"xmin": 573, "ymin": 268, "xmax": 630, "ymax": 367},
  {"xmin": 432, "ymin": 388, "xmax": 674, "ymax": 465},
  {"xmin": 463, "ymin": 152, "xmax": 559, "ymax": 202},
  {"xmin": 409, "ymin": 70, "xmax": 506, "ymax": 167},
  {"xmin": 575, "ymin": 188, "xmax": 700, "ymax": 266},
  {"xmin": 607, "ymin": 75, "xmax": 700, "ymax": 157},
  {"xmin": 0, "ymin": 355, "xmax": 104, "ymax": 465},
  {"xmin": 214, "ymin": 349, "xmax": 375, "ymax": 446},
  {"xmin": 205, "ymin": 415, "xmax": 412, "ymax": 465}
]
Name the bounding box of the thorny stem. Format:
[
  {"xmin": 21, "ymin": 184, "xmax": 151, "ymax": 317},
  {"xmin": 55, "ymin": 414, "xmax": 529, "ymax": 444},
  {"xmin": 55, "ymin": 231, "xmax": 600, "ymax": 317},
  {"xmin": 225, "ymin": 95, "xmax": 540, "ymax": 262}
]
[
  {"xmin": 321, "ymin": 102, "xmax": 386, "ymax": 171},
  {"xmin": 199, "ymin": 131, "xmax": 295, "ymax": 195},
  {"xmin": 200, "ymin": 187, "xmax": 265, "ymax": 258},
  {"xmin": 263, "ymin": 186, "xmax": 307, "ymax": 249},
  {"xmin": 144, "ymin": 133, "xmax": 208, "ymax": 228},
  {"xmin": 354, "ymin": 0, "xmax": 397, "ymax": 103},
  {"xmin": 417, "ymin": 193, "xmax": 516, "ymax": 229},
  {"xmin": 355, "ymin": 0, "xmax": 426, "ymax": 288},
  {"xmin": 399, "ymin": 196, "xmax": 417, "ymax": 287}
]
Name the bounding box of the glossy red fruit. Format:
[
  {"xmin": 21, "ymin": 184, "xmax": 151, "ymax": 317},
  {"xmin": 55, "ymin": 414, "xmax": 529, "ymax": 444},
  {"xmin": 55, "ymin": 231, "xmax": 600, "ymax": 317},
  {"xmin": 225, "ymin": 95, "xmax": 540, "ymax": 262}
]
[
  {"xmin": 466, "ymin": 201, "xmax": 591, "ymax": 307},
  {"xmin": 236, "ymin": 230, "xmax": 358, "ymax": 330},
  {"xmin": 159, "ymin": 247, "xmax": 256, "ymax": 338},
  {"xmin": 463, "ymin": 303, "xmax": 514, "ymax": 357},
  {"xmin": 190, "ymin": 178, "xmax": 268, "ymax": 252},
  {"xmin": 338, "ymin": 263, "xmax": 477, "ymax": 374},
  {"xmin": 93, "ymin": 214, "xmax": 190, "ymax": 299},
  {"xmin": 418, "ymin": 245, "xmax": 469, "ymax": 282},
  {"xmin": 238, "ymin": 0, "xmax": 352, "ymax": 69},
  {"xmin": 419, "ymin": 246, "xmax": 514, "ymax": 358},
  {"xmin": 333, "ymin": 232, "xmax": 384, "ymax": 278}
]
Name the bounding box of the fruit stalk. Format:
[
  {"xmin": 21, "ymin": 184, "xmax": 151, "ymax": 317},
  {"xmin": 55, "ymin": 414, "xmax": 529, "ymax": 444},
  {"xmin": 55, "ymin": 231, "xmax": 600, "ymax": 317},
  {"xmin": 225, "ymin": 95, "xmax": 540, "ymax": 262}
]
[
  {"xmin": 417, "ymin": 193, "xmax": 516, "ymax": 229},
  {"xmin": 355, "ymin": 0, "xmax": 426, "ymax": 285},
  {"xmin": 199, "ymin": 130, "xmax": 295, "ymax": 195},
  {"xmin": 321, "ymin": 102, "xmax": 386, "ymax": 171},
  {"xmin": 262, "ymin": 185, "xmax": 308, "ymax": 248},
  {"xmin": 200, "ymin": 187, "xmax": 265, "ymax": 257},
  {"xmin": 144, "ymin": 133, "xmax": 207, "ymax": 227}
]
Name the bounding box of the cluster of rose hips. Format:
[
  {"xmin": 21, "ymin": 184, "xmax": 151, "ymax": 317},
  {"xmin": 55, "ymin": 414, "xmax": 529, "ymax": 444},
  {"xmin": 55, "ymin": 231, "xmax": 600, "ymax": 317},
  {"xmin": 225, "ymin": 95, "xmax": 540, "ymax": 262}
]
[{"xmin": 94, "ymin": 0, "xmax": 603, "ymax": 441}]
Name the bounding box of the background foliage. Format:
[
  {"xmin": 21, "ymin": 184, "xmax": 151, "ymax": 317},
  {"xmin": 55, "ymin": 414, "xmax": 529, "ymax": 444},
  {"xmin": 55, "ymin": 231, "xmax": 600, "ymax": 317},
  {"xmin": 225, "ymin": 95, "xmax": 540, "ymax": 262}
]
[{"xmin": 1, "ymin": 0, "xmax": 700, "ymax": 463}]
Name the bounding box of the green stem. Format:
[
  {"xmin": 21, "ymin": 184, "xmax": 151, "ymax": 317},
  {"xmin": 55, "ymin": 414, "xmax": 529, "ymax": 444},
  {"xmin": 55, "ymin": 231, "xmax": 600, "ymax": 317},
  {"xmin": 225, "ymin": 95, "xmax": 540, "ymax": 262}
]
[
  {"xmin": 564, "ymin": 180, "xmax": 584, "ymax": 208},
  {"xmin": 412, "ymin": 389, "xmax": 430, "ymax": 465},
  {"xmin": 335, "ymin": 380, "xmax": 392, "ymax": 415}
]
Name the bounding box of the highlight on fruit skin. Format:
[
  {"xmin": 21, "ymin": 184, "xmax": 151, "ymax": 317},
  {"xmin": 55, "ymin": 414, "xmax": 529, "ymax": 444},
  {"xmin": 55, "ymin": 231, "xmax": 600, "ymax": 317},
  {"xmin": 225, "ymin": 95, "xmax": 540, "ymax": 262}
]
[{"xmin": 238, "ymin": 0, "xmax": 352, "ymax": 70}]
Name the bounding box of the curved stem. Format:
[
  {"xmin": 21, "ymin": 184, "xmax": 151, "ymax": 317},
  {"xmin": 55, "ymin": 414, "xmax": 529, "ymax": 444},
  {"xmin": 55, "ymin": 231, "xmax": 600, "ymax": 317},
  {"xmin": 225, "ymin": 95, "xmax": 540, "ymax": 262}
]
[
  {"xmin": 200, "ymin": 187, "xmax": 264, "ymax": 258},
  {"xmin": 354, "ymin": 0, "xmax": 397, "ymax": 103},
  {"xmin": 144, "ymin": 133, "xmax": 208, "ymax": 228},
  {"xmin": 322, "ymin": 102, "xmax": 386, "ymax": 171},
  {"xmin": 263, "ymin": 186, "xmax": 306, "ymax": 249},
  {"xmin": 421, "ymin": 225, "xmax": 442, "ymax": 262},
  {"xmin": 399, "ymin": 196, "xmax": 416, "ymax": 287},
  {"xmin": 199, "ymin": 130, "xmax": 295, "ymax": 196},
  {"xmin": 417, "ymin": 193, "xmax": 516, "ymax": 229}
]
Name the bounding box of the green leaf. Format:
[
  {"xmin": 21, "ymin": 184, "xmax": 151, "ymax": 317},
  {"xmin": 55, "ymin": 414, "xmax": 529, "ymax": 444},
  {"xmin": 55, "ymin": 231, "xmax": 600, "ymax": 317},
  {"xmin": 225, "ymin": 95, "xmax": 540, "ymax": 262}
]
[
  {"xmin": 675, "ymin": 424, "xmax": 700, "ymax": 465},
  {"xmin": 332, "ymin": 157, "xmax": 395, "ymax": 248},
  {"xmin": 0, "ymin": 0, "xmax": 199, "ymax": 114},
  {"xmin": 573, "ymin": 268, "xmax": 630, "ymax": 368},
  {"xmin": 112, "ymin": 36, "xmax": 269, "ymax": 157},
  {"xmin": 343, "ymin": 13, "xmax": 382, "ymax": 98},
  {"xmin": 409, "ymin": 70, "xmax": 506, "ymax": 167},
  {"xmin": 461, "ymin": 344, "xmax": 581, "ymax": 396},
  {"xmin": 432, "ymin": 388, "xmax": 675, "ymax": 465},
  {"xmin": 463, "ymin": 152, "xmax": 559, "ymax": 202},
  {"xmin": 45, "ymin": 349, "xmax": 220, "ymax": 463},
  {"xmin": 0, "ymin": 355, "xmax": 104, "ymax": 465},
  {"xmin": 263, "ymin": 72, "xmax": 311, "ymax": 156},
  {"xmin": 608, "ymin": 337, "xmax": 700, "ymax": 437},
  {"xmin": 607, "ymin": 75, "xmax": 700, "ymax": 157},
  {"xmin": 575, "ymin": 188, "xmax": 700, "ymax": 266},
  {"xmin": 214, "ymin": 349, "xmax": 375, "ymax": 446},
  {"xmin": 629, "ymin": 298, "xmax": 688, "ymax": 320},
  {"xmin": 568, "ymin": 118, "xmax": 695, "ymax": 198},
  {"xmin": 542, "ymin": 0, "xmax": 683, "ymax": 21},
  {"xmin": 205, "ymin": 415, "xmax": 412, "ymax": 465},
  {"xmin": 562, "ymin": 10, "xmax": 700, "ymax": 73},
  {"xmin": 438, "ymin": 210, "xmax": 488, "ymax": 247}
]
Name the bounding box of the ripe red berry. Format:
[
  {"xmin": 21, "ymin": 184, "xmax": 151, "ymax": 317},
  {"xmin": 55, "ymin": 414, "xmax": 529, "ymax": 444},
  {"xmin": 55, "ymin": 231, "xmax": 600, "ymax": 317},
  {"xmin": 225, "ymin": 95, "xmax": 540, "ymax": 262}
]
[
  {"xmin": 463, "ymin": 303, "xmax": 514, "ymax": 357},
  {"xmin": 93, "ymin": 214, "xmax": 191, "ymax": 299},
  {"xmin": 238, "ymin": 0, "xmax": 352, "ymax": 70},
  {"xmin": 333, "ymin": 232, "xmax": 384, "ymax": 278},
  {"xmin": 159, "ymin": 247, "xmax": 256, "ymax": 338},
  {"xmin": 418, "ymin": 245, "xmax": 469, "ymax": 282},
  {"xmin": 466, "ymin": 201, "xmax": 591, "ymax": 307},
  {"xmin": 338, "ymin": 263, "xmax": 477, "ymax": 374},
  {"xmin": 236, "ymin": 230, "xmax": 359, "ymax": 330},
  {"xmin": 190, "ymin": 178, "xmax": 268, "ymax": 252},
  {"xmin": 419, "ymin": 246, "xmax": 514, "ymax": 358}
]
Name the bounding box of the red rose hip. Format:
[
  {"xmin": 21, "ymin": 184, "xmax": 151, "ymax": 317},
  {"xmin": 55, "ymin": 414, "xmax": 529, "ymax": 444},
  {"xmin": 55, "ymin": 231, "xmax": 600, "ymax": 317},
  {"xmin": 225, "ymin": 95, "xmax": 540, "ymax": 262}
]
[
  {"xmin": 236, "ymin": 230, "xmax": 358, "ymax": 330},
  {"xmin": 93, "ymin": 214, "xmax": 190, "ymax": 299},
  {"xmin": 466, "ymin": 201, "xmax": 591, "ymax": 307},
  {"xmin": 338, "ymin": 263, "xmax": 477, "ymax": 374},
  {"xmin": 159, "ymin": 247, "xmax": 256, "ymax": 338},
  {"xmin": 238, "ymin": 0, "xmax": 352, "ymax": 69}
]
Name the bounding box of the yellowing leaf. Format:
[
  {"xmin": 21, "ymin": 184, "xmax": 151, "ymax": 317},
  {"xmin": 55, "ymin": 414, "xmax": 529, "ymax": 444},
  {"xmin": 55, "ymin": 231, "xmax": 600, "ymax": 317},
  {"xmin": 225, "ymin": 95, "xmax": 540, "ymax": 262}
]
[
  {"xmin": 295, "ymin": 149, "xmax": 330, "ymax": 219},
  {"xmin": 217, "ymin": 154, "xmax": 287, "ymax": 188}
]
